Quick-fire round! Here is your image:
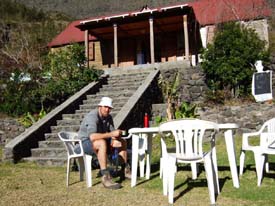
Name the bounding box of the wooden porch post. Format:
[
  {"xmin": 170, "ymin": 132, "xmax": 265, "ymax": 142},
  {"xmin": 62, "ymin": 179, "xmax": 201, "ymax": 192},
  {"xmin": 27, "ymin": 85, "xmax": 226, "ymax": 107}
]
[
  {"xmin": 85, "ymin": 30, "xmax": 89, "ymax": 68},
  {"xmin": 183, "ymin": 15, "xmax": 189, "ymax": 60},
  {"xmin": 149, "ymin": 17, "xmax": 155, "ymax": 64},
  {"xmin": 113, "ymin": 23, "xmax": 118, "ymax": 67}
]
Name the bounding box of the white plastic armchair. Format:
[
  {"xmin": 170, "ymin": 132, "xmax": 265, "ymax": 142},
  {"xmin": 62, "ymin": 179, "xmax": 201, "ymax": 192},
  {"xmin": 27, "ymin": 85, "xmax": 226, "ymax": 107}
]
[
  {"xmin": 58, "ymin": 131, "xmax": 93, "ymax": 188},
  {"xmin": 159, "ymin": 119, "xmax": 220, "ymax": 204},
  {"xmin": 254, "ymin": 132, "xmax": 275, "ymax": 186},
  {"xmin": 239, "ymin": 118, "xmax": 275, "ymax": 176}
]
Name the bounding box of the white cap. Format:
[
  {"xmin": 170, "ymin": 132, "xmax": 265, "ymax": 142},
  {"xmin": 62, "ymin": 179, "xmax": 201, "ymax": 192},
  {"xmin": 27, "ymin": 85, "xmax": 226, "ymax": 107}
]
[{"xmin": 98, "ymin": 97, "xmax": 113, "ymax": 108}]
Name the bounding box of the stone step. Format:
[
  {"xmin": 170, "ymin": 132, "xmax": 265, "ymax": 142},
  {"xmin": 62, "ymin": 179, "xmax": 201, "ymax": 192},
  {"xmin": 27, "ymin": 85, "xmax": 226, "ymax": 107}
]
[
  {"xmin": 23, "ymin": 157, "xmax": 66, "ymax": 166},
  {"xmin": 31, "ymin": 148, "xmax": 66, "ymax": 158},
  {"xmin": 111, "ymin": 72, "xmax": 148, "ymax": 77},
  {"xmin": 99, "ymin": 86, "xmax": 139, "ymax": 92},
  {"xmin": 62, "ymin": 111, "xmax": 118, "ymax": 120},
  {"xmin": 102, "ymin": 80, "xmax": 143, "ymax": 88},
  {"xmin": 45, "ymin": 133, "xmax": 59, "ymax": 141},
  {"xmin": 107, "ymin": 79, "xmax": 144, "ymax": 86},
  {"xmin": 108, "ymin": 73, "xmax": 148, "ymax": 80},
  {"xmin": 38, "ymin": 140, "xmax": 64, "ymax": 148},
  {"xmin": 56, "ymin": 119, "xmax": 82, "ymax": 126},
  {"xmin": 83, "ymin": 96, "xmax": 129, "ymax": 105},
  {"xmin": 51, "ymin": 125, "xmax": 80, "ymax": 133},
  {"xmin": 62, "ymin": 113, "xmax": 87, "ymax": 120},
  {"xmin": 107, "ymin": 78, "xmax": 145, "ymax": 84},
  {"xmin": 86, "ymin": 92, "xmax": 133, "ymax": 99},
  {"xmin": 75, "ymin": 108, "xmax": 119, "ymax": 114},
  {"xmin": 79, "ymin": 102, "xmax": 125, "ymax": 110},
  {"xmin": 88, "ymin": 91, "xmax": 134, "ymax": 97}
]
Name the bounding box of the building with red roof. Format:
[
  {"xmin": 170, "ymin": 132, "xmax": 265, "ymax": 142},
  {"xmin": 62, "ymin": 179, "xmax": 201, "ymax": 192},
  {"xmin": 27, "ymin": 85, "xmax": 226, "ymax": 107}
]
[
  {"xmin": 190, "ymin": 0, "xmax": 271, "ymax": 26},
  {"xmin": 48, "ymin": 0, "xmax": 271, "ymax": 68},
  {"xmin": 47, "ymin": 20, "xmax": 96, "ymax": 48}
]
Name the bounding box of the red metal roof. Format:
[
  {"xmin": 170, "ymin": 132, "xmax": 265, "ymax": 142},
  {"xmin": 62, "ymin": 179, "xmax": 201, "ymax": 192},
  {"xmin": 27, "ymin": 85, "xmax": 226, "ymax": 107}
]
[
  {"xmin": 48, "ymin": 0, "xmax": 271, "ymax": 47},
  {"xmin": 78, "ymin": 4, "xmax": 189, "ymax": 25},
  {"xmin": 189, "ymin": 0, "xmax": 271, "ymax": 26},
  {"xmin": 47, "ymin": 20, "xmax": 96, "ymax": 47}
]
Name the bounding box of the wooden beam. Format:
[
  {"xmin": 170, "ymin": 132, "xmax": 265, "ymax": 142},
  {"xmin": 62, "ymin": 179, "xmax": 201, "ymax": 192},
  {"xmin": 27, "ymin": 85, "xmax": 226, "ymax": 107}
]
[
  {"xmin": 149, "ymin": 17, "xmax": 155, "ymax": 64},
  {"xmin": 183, "ymin": 15, "xmax": 189, "ymax": 60},
  {"xmin": 85, "ymin": 30, "xmax": 89, "ymax": 68}
]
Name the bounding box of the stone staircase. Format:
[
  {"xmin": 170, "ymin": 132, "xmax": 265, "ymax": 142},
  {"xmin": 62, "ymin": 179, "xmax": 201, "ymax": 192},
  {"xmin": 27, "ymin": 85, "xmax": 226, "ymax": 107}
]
[{"xmin": 23, "ymin": 70, "xmax": 156, "ymax": 166}]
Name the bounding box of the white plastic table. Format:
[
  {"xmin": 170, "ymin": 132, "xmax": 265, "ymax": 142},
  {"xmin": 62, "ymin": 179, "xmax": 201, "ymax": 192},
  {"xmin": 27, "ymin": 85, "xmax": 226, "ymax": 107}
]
[
  {"xmin": 128, "ymin": 127, "xmax": 158, "ymax": 187},
  {"xmin": 218, "ymin": 123, "xmax": 240, "ymax": 188},
  {"xmin": 128, "ymin": 123, "xmax": 240, "ymax": 188}
]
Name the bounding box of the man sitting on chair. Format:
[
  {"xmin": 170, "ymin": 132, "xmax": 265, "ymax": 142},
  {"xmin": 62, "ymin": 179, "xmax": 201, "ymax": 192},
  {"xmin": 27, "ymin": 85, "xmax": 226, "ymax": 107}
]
[{"xmin": 75, "ymin": 96, "xmax": 131, "ymax": 189}]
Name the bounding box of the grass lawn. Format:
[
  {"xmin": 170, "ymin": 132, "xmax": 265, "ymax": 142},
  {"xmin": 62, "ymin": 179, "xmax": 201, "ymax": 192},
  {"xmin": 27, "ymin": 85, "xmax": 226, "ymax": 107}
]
[{"xmin": 1, "ymin": 133, "xmax": 275, "ymax": 206}]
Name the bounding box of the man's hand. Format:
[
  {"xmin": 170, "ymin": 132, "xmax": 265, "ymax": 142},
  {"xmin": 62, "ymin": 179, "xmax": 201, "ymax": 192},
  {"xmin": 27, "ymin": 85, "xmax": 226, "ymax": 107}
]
[
  {"xmin": 110, "ymin": 130, "xmax": 123, "ymax": 147},
  {"xmin": 110, "ymin": 129, "xmax": 123, "ymax": 138}
]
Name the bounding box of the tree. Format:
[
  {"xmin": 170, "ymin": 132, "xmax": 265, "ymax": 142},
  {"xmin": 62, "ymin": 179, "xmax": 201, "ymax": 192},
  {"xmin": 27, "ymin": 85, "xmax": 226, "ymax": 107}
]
[{"xmin": 201, "ymin": 22, "xmax": 269, "ymax": 98}]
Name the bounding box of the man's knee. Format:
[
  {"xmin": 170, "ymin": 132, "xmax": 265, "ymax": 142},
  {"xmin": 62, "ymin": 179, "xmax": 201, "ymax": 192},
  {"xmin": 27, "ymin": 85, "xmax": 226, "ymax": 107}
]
[{"xmin": 93, "ymin": 139, "xmax": 107, "ymax": 150}]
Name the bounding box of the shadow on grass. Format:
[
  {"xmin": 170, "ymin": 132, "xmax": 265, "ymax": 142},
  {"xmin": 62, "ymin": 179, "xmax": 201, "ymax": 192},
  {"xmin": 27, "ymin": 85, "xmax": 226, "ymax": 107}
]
[
  {"xmin": 124, "ymin": 160, "xmax": 238, "ymax": 203},
  {"xmin": 134, "ymin": 162, "xmax": 160, "ymax": 186},
  {"xmin": 172, "ymin": 165, "xmax": 230, "ymax": 203},
  {"xmin": 239, "ymin": 164, "xmax": 256, "ymax": 174},
  {"xmin": 172, "ymin": 176, "xmax": 230, "ymax": 203}
]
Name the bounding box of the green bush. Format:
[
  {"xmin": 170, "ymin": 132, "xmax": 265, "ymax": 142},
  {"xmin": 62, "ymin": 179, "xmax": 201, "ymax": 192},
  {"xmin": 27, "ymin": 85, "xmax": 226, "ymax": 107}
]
[
  {"xmin": 0, "ymin": 44, "xmax": 103, "ymax": 117},
  {"xmin": 17, "ymin": 107, "xmax": 47, "ymax": 128},
  {"xmin": 40, "ymin": 44, "xmax": 103, "ymax": 109},
  {"xmin": 175, "ymin": 102, "xmax": 199, "ymax": 119},
  {"xmin": 201, "ymin": 22, "xmax": 269, "ymax": 98},
  {"xmin": 0, "ymin": 70, "xmax": 40, "ymax": 115}
]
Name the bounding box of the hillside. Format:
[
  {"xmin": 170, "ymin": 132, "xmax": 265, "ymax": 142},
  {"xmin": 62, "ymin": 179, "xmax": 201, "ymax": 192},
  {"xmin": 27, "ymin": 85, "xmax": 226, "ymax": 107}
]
[
  {"xmin": 19, "ymin": 0, "xmax": 194, "ymax": 19},
  {"xmin": 0, "ymin": 0, "xmax": 71, "ymax": 78},
  {"xmin": 18, "ymin": 0, "xmax": 275, "ymax": 20}
]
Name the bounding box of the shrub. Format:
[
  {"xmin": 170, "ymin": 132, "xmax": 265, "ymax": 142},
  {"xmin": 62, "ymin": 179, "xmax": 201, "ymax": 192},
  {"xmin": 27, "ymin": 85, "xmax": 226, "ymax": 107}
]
[
  {"xmin": 0, "ymin": 70, "xmax": 40, "ymax": 115},
  {"xmin": 0, "ymin": 44, "xmax": 103, "ymax": 117},
  {"xmin": 175, "ymin": 102, "xmax": 199, "ymax": 119},
  {"xmin": 201, "ymin": 22, "xmax": 269, "ymax": 98},
  {"xmin": 37, "ymin": 44, "xmax": 103, "ymax": 111}
]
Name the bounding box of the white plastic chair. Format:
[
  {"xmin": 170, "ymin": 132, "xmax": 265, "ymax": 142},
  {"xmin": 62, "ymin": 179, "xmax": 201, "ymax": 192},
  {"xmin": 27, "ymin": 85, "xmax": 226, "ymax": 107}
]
[
  {"xmin": 239, "ymin": 118, "xmax": 275, "ymax": 176},
  {"xmin": 58, "ymin": 131, "xmax": 93, "ymax": 188},
  {"xmin": 159, "ymin": 119, "xmax": 220, "ymax": 204},
  {"xmin": 253, "ymin": 132, "xmax": 275, "ymax": 186},
  {"xmin": 160, "ymin": 132, "xmax": 199, "ymax": 180}
]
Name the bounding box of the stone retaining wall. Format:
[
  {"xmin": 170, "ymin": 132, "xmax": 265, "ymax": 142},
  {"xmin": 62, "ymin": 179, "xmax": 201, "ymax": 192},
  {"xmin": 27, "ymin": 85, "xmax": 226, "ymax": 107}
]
[
  {"xmin": 0, "ymin": 119, "xmax": 25, "ymax": 146},
  {"xmin": 153, "ymin": 62, "xmax": 275, "ymax": 134},
  {"xmin": 152, "ymin": 102, "xmax": 275, "ymax": 134},
  {"xmin": 159, "ymin": 65, "xmax": 208, "ymax": 104}
]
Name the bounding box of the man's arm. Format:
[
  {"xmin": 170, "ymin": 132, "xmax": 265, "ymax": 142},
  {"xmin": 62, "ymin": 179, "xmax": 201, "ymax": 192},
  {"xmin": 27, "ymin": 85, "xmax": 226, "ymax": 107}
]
[{"xmin": 90, "ymin": 129, "xmax": 122, "ymax": 141}]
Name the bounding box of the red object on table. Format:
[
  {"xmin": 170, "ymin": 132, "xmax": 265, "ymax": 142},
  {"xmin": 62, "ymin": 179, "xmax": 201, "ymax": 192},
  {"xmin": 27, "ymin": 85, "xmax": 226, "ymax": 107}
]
[{"xmin": 144, "ymin": 113, "xmax": 149, "ymax": 128}]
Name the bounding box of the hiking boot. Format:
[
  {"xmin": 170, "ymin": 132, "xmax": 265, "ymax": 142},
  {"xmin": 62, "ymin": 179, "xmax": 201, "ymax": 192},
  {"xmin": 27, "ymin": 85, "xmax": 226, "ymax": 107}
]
[
  {"xmin": 101, "ymin": 174, "xmax": 122, "ymax": 189},
  {"xmin": 124, "ymin": 165, "xmax": 131, "ymax": 180}
]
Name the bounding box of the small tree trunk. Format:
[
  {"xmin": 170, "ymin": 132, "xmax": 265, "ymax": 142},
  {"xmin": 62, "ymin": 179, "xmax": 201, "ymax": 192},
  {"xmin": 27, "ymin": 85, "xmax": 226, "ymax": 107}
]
[{"xmin": 166, "ymin": 98, "xmax": 173, "ymax": 121}]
